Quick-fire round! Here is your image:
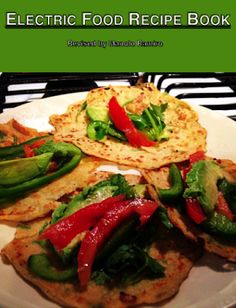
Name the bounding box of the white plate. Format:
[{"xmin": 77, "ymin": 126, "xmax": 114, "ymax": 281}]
[{"xmin": 1, "ymin": 93, "xmax": 236, "ymax": 308}]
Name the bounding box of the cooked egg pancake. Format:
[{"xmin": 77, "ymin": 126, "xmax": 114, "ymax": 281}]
[
  {"xmin": 50, "ymin": 83, "xmax": 206, "ymax": 170},
  {"xmin": 142, "ymin": 159, "xmax": 236, "ymax": 262},
  {"xmin": 0, "ymin": 157, "xmax": 142, "ymax": 222},
  {"xmin": 2, "ymin": 219, "xmax": 201, "ymax": 308}
]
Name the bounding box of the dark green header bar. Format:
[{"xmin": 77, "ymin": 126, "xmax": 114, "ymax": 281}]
[
  {"xmin": 0, "ymin": 0, "xmax": 235, "ymax": 72},
  {"xmin": 5, "ymin": 26, "xmax": 231, "ymax": 29}
]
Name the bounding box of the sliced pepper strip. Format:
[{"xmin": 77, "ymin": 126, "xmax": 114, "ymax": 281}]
[
  {"xmin": 78, "ymin": 198, "xmax": 158, "ymax": 288},
  {"xmin": 28, "ymin": 253, "xmax": 77, "ymax": 281},
  {"xmin": 0, "ymin": 135, "xmax": 50, "ymax": 159},
  {"xmin": 125, "ymin": 129, "xmax": 156, "ymax": 148},
  {"xmin": 216, "ymin": 192, "xmax": 234, "ymax": 221},
  {"xmin": 30, "ymin": 139, "xmax": 47, "ymax": 149},
  {"xmin": 159, "ymin": 164, "xmax": 184, "ymax": 203},
  {"xmin": 185, "ymin": 198, "xmax": 206, "ymax": 224},
  {"xmin": 108, "ymin": 96, "xmax": 155, "ymax": 147},
  {"xmin": 23, "ymin": 144, "xmax": 35, "ymax": 158},
  {"xmin": 40, "ymin": 194, "xmax": 126, "ymax": 251},
  {"xmin": 0, "ymin": 153, "xmax": 81, "ymax": 198},
  {"xmin": 189, "ymin": 151, "xmax": 205, "ymax": 164},
  {"xmin": 24, "ymin": 139, "xmax": 48, "ymax": 157}
]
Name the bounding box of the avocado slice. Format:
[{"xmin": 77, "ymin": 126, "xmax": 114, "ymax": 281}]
[
  {"xmin": 184, "ymin": 160, "xmax": 224, "ymax": 216},
  {"xmin": 0, "ymin": 153, "xmax": 53, "ymax": 187},
  {"xmin": 132, "ymin": 184, "xmax": 148, "ymax": 198},
  {"xmin": 63, "ymin": 185, "xmax": 118, "ymax": 217},
  {"xmin": 86, "ymin": 105, "xmax": 109, "ymax": 123}
]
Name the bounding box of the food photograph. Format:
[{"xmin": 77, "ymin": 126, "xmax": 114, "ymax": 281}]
[{"xmin": 0, "ymin": 72, "xmax": 236, "ymax": 308}]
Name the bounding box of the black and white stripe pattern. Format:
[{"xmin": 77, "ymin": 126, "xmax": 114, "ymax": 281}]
[
  {"xmin": 1, "ymin": 73, "xmax": 236, "ymax": 120},
  {"xmin": 144, "ymin": 73, "xmax": 236, "ymax": 120}
]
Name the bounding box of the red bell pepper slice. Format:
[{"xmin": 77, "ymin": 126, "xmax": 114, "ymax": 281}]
[
  {"xmin": 108, "ymin": 96, "xmax": 156, "ymax": 147},
  {"xmin": 39, "ymin": 194, "xmax": 126, "ymax": 251},
  {"xmin": 125, "ymin": 129, "xmax": 156, "ymax": 148},
  {"xmin": 78, "ymin": 198, "xmax": 158, "ymax": 288},
  {"xmin": 23, "ymin": 144, "xmax": 35, "ymax": 157},
  {"xmin": 189, "ymin": 151, "xmax": 205, "ymax": 164},
  {"xmin": 185, "ymin": 198, "xmax": 206, "ymax": 224},
  {"xmin": 23, "ymin": 139, "xmax": 46, "ymax": 158},
  {"xmin": 216, "ymin": 192, "xmax": 234, "ymax": 221},
  {"xmin": 30, "ymin": 139, "xmax": 46, "ymax": 149}
]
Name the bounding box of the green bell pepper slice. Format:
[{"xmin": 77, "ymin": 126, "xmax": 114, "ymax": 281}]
[
  {"xmin": 87, "ymin": 121, "xmax": 108, "ymax": 141},
  {"xmin": 0, "ymin": 135, "xmax": 51, "ymax": 159},
  {"xmin": 0, "ymin": 153, "xmax": 81, "ymax": 198},
  {"xmin": 0, "ymin": 153, "xmax": 53, "ymax": 187},
  {"xmin": 159, "ymin": 164, "xmax": 184, "ymax": 203},
  {"xmin": 28, "ymin": 253, "xmax": 77, "ymax": 281},
  {"xmin": 201, "ymin": 212, "xmax": 236, "ymax": 238}
]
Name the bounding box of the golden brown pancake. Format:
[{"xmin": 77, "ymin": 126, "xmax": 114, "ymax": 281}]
[
  {"xmin": 0, "ymin": 157, "xmax": 142, "ymax": 222},
  {"xmin": 142, "ymin": 158, "xmax": 236, "ymax": 262},
  {"xmin": 2, "ymin": 219, "xmax": 202, "ymax": 308},
  {"xmin": 50, "ymin": 83, "xmax": 206, "ymax": 170}
]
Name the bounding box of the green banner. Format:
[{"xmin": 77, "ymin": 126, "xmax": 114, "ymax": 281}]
[{"xmin": 0, "ymin": 0, "xmax": 235, "ymax": 71}]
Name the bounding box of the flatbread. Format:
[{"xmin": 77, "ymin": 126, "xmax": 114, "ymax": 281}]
[
  {"xmin": 0, "ymin": 157, "xmax": 142, "ymax": 222},
  {"xmin": 50, "ymin": 83, "xmax": 206, "ymax": 170},
  {"xmin": 2, "ymin": 219, "xmax": 202, "ymax": 308},
  {"xmin": 142, "ymin": 159, "xmax": 236, "ymax": 262}
]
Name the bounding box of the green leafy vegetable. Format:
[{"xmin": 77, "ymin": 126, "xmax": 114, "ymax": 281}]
[
  {"xmin": 92, "ymin": 244, "xmax": 165, "ymax": 286},
  {"xmin": 87, "ymin": 121, "xmax": 108, "ymax": 141},
  {"xmin": 110, "ymin": 174, "xmax": 134, "ymax": 198},
  {"xmin": 93, "ymin": 209, "xmax": 165, "ymax": 286},
  {"xmin": 86, "ymin": 101, "xmax": 168, "ymax": 143},
  {"xmin": 91, "ymin": 270, "xmax": 111, "ymax": 285},
  {"xmin": 128, "ymin": 113, "xmax": 149, "ymax": 130},
  {"xmin": 128, "ymin": 103, "xmax": 169, "ymax": 142},
  {"xmin": 143, "ymin": 103, "xmax": 169, "ymax": 141},
  {"xmin": 107, "ymin": 125, "xmax": 127, "ymax": 141},
  {"xmin": 94, "ymin": 216, "xmax": 138, "ymax": 267}
]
